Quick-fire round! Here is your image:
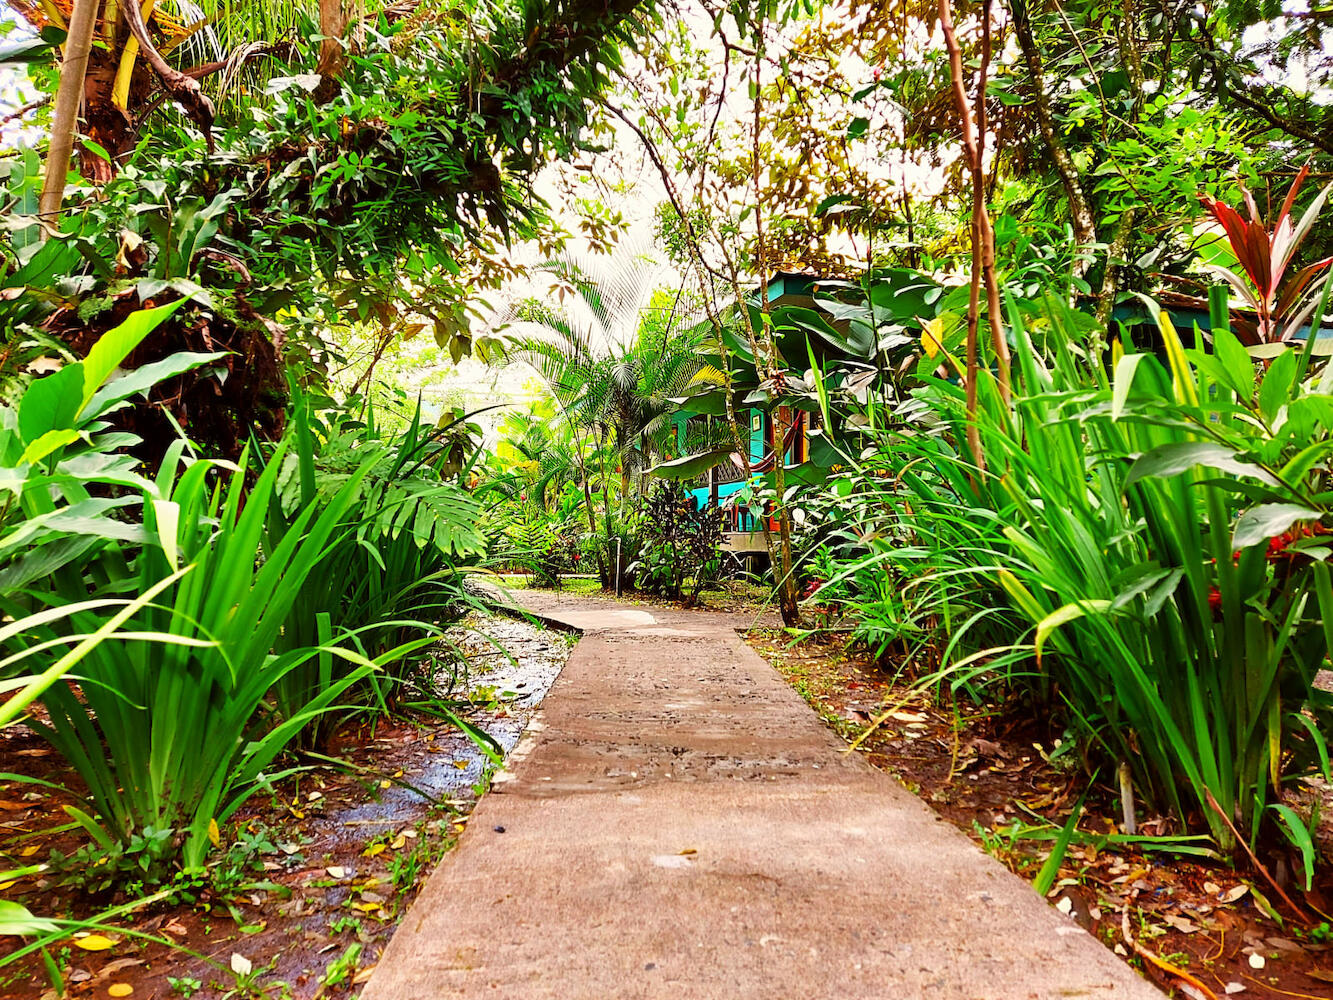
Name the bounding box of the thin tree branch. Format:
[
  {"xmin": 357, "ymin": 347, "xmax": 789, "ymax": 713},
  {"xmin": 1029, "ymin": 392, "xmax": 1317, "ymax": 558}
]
[{"xmin": 122, "ymin": 0, "xmax": 216, "ymax": 150}]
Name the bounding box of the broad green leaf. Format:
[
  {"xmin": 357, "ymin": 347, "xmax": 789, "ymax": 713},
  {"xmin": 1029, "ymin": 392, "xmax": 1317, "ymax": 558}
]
[
  {"xmin": 1278, "ymin": 441, "xmax": 1333, "ymax": 485},
  {"xmin": 53, "ymin": 452, "xmax": 154, "ymax": 493},
  {"xmin": 0, "ymin": 535, "xmax": 101, "ymax": 592},
  {"xmin": 18, "ymin": 428, "xmax": 81, "ymax": 466},
  {"xmin": 1111, "ymin": 353, "xmax": 1146, "ymax": 419},
  {"xmin": 1212, "ymin": 327, "xmax": 1256, "ymax": 399},
  {"xmin": 1035, "ymin": 601, "xmax": 1112, "ymax": 664},
  {"xmin": 0, "ymin": 497, "xmax": 145, "ymax": 557},
  {"xmin": 648, "ymin": 449, "xmax": 735, "ymax": 481},
  {"xmin": 0, "ymin": 900, "xmax": 59, "ymax": 935},
  {"xmin": 85, "ymin": 350, "xmax": 226, "ymax": 421},
  {"xmin": 0, "ymin": 466, "xmax": 24, "ymax": 498},
  {"xmin": 17, "ymin": 363, "xmax": 83, "ymax": 443},
  {"xmin": 1258, "ymin": 348, "xmax": 1297, "ymax": 423},
  {"xmin": 1232, "ymin": 503, "xmax": 1322, "ymax": 549},
  {"xmin": 1126, "ymin": 441, "xmax": 1279, "ymax": 487},
  {"xmin": 151, "ymin": 499, "xmax": 181, "ymax": 568},
  {"xmin": 80, "ymin": 299, "xmax": 190, "ymax": 415}
]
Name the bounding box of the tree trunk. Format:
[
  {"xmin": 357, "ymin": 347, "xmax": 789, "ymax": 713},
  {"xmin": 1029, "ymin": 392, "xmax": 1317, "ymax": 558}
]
[
  {"xmin": 1011, "ymin": 0, "xmax": 1096, "ymax": 268},
  {"xmin": 314, "ymin": 0, "xmax": 348, "ymax": 102},
  {"xmin": 39, "ymin": 0, "xmax": 101, "ymax": 224},
  {"xmin": 603, "ymin": 100, "xmax": 784, "ymax": 616},
  {"xmin": 743, "ymin": 29, "xmax": 800, "ymax": 627}
]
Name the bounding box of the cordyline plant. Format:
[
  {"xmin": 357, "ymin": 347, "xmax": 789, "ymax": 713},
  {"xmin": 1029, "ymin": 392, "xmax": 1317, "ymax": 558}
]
[{"xmin": 1198, "ymin": 164, "xmax": 1332, "ymax": 344}]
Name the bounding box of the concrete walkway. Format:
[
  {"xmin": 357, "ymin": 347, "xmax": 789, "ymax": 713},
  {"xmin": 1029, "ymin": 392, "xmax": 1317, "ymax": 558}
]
[{"xmin": 363, "ymin": 594, "xmax": 1163, "ymax": 1000}]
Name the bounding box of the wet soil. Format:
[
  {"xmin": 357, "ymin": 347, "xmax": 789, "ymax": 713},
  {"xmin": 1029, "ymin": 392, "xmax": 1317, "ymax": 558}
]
[
  {"xmin": 0, "ymin": 613, "xmax": 572, "ymax": 1000},
  {"xmin": 746, "ymin": 627, "xmax": 1333, "ymax": 1000}
]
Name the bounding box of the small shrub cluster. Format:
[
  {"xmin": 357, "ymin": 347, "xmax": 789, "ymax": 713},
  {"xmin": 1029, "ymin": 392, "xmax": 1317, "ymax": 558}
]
[{"xmin": 629, "ymin": 485, "xmax": 723, "ymax": 602}]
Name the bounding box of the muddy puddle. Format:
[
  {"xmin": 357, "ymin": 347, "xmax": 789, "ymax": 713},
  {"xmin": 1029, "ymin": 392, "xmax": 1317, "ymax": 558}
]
[{"xmin": 332, "ymin": 611, "xmax": 572, "ymax": 829}]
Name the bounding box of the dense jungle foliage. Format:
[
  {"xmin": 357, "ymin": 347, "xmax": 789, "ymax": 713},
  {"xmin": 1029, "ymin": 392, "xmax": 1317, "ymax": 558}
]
[{"xmin": 2, "ymin": 0, "xmax": 1333, "ymax": 987}]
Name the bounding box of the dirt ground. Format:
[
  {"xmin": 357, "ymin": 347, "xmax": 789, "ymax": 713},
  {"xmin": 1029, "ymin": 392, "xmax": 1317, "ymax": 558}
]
[{"xmin": 745, "ymin": 626, "xmax": 1333, "ymax": 1000}]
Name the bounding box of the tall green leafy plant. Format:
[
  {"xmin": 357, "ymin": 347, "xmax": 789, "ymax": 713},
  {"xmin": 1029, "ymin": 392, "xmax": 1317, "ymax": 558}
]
[
  {"xmin": 971, "ymin": 285, "xmax": 1333, "ymax": 861},
  {"xmin": 16, "ymin": 441, "xmax": 382, "ymax": 870},
  {"xmin": 267, "ymin": 394, "xmax": 488, "ymax": 745},
  {"xmin": 812, "ymin": 282, "xmax": 1333, "ymax": 865},
  {"xmin": 0, "ymin": 299, "xmax": 223, "ymax": 591},
  {"xmin": 628, "ymin": 484, "xmax": 722, "ymax": 602}
]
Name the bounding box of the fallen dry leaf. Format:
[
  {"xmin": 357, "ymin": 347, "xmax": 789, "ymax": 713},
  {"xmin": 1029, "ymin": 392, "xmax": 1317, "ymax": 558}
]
[
  {"xmin": 96, "ymin": 958, "xmax": 144, "ymax": 979},
  {"xmin": 1247, "ymin": 953, "xmax": 1265, "ymax": 970},
  {"xmin": 230, "ymin": 953, "xmax": 252, "ymax": 976},
  {"xmin": 327, "ymin": 866, "xmax": 347, "ymax": 879},
  {"xmin": 72, "ymin": 934, "xmax": 117, "ymax": 952},
  {"xmin": 1219, "ymin": 885, "xmax": 1249, "ymax": 903},
  {"xmin": 107, "ymin": 984, "xmax": 133, "ymax": 997},
  {"xmin": 1265, "ymin": 937, "xmax": 1302, "ymax": 952},
  {"xmin": 1162, "ymin": 915, "xmax": 1199, "ymax": 934}
]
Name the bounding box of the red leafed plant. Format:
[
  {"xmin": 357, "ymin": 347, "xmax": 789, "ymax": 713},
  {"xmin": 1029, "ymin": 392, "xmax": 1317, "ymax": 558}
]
[{"xmin": 1198, "ymin": 163, "xmax": 1332, "ymax": 344}]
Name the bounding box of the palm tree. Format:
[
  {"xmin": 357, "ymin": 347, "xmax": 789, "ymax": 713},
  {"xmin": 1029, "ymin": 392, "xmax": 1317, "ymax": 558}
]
[
  {"xmin": 483, "ymin": 401, "xmax": 587, "ymax": 514},
  {"xmin": 496, "ymin": 253, "xmax": 706, "ymax": 585},
  {"xmin": 507, "ymin": 257, "xmax": 706, "ymax": 498}
]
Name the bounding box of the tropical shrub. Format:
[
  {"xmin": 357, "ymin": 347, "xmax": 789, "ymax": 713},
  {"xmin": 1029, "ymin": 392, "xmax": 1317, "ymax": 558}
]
[
  {"xmin": 807, "ymin": 282, "xmax": 1333, "ymax": 868},
  {"xmin": 0, "ymin": 314, "xmax": 502, "ymax": 882},
  {"xmin": 13, "ymin": 442, "xmax": 387, "ymax": 871},
  {"xmin": 268, "ymin": 394, "xmax": 488, "ymax": 744},
  {"xmin": 1197, "ymin": 166, "xmax": 1332, "ymax": 344},
  {"xmin": 0, "ymin": 300, "xmax": 221, "ymax": 591},
  {"xmin": 504, "ymin": 514, "xmax": 584, "ymax": 588},
  {"xmin": 629, "ymin": 484, "xmax": 722, "ymax": 602}
]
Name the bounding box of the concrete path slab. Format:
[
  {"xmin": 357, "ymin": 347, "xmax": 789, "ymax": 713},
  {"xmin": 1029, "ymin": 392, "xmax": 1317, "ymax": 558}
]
[{"xmin": 363, "ymin": 593, "xmax": 1163, "ymax": 1000}]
